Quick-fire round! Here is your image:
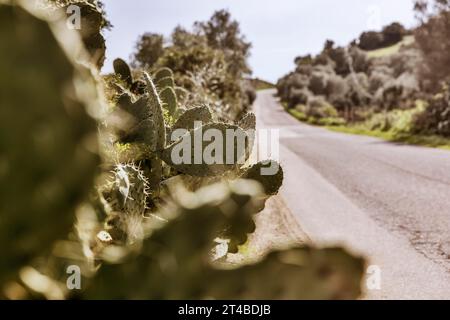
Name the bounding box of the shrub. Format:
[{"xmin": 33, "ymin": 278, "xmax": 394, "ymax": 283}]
[
  {"xmin": 349, "ymin": 46, "xmax": 371, "ymax": 74},
  {"xmin": 368, "ymin": 63, "xmax": 394, "ymax": 93},
  {"xmin": 306, "ymin": 96, "xmax": 339, "ymax": 118},
  {"xmin": 346, "ymin": 73, "xmax": 371, "ymax": 104},
  {"xmin": 277, "ymin": 72, "xmax": 310, "ymax": 103},
  {"xmin": 413, "ymin": 84, "xmax": 450, "ymax": 136},
  {"xmin": 326, "ymin": 74, "xmax": 350, "ymax": 109},
  {"xmin": 358, "ymin": 31, "xmax": 385, "ymax": 50},
  {"xmin": 357, "ymin": 22, "xmax": 405, "ymax": 51},
  {"xmin": 328, "ymin": 47, "xmax": 350, "ymax": 76},
  {"xmin": 381, "ymin": 22, "xmax": 406, "ymax": 46},
  {"xmin": 296, "ymin": 63, "xmax": 314, "ymax": 76},
  {"xmin": 289, "ymin": 88, "xmax": 313, "ymax": 108},
  {"xmin": 309, "ymin": 71, "xmax": 329, "ymax": 95},
  {"xmin": 387, "ymin": 48, "xmax": 422, "ymax": 78},
  {"xmin": 414, "ymin": 1, "xmax": 450, "ymax": 91}
]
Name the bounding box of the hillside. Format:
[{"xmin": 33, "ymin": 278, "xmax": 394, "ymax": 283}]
[{"xmin": 276, "ymin": 21, "xmax": 450, "ymax": 148}]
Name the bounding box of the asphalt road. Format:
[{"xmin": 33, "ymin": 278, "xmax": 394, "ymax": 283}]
[{"xmin": 254, "ymin": 89, "xmax": 450, "ymax": 299}]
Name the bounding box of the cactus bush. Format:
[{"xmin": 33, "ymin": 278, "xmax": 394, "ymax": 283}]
[{"xmin": 100, "ymin": 164, "xmax": 149, "ymax": 244}]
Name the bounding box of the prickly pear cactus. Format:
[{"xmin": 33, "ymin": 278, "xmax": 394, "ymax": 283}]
[
  {"xmin": 0, "ymin": 3, "xmax": 99, "ymax": 287},
  {"xmin": 112, "ymin": 73, "xmax": 166, "ymax": 152},
  {"xmin": 236, "ymin": 112, "xmax": 256, "ymax": 159},
  {"xmin": 219, "ymin": 181, "xmax": 262, "ymax": 253},
  {"xmin": 160, "ymin": 87, "xmax": 178, "ymax": 117},
  {"xmin": 241, "ymin": 160, "xmax": 284, "ymax": 196},
  {"xmin": 141, "ymin": 73, "xmax": 166, "ymax": 151},
  {"xmin": 237, "ymin": 112, "xmax": 256, "ymax": 131},
  {"xmin": 113, "ymin": 94, "xmax": 154, "ymax": 145},
  {"xmin": 113, "ymin": 58, "xmax": 133, "ymax": 87},
  {"xmin": 171, "ymin": 105, "xmax": 213, "ymax": 132},
  {"xmin": 112, "ymin": 58, "xmax": 146, "ymax": 95},
  {"xmin": 100, "ymin": 164, "xmax": 149, "ymax": 243},
  {"xmin": 174, "ymin": 86, "xmax": 190, "ymax": 105},
  {"xmin": 154, "ymin": 67, "xmax": 174, "ymax": 83},
  {"xmin": 157, "ymin": 76, "xmax": 175, "ymax": 89},
  {"xmin": 82, "ymin": 180, "xmax": 365, "ymax": 299},
  {"xmin": 161, "ymin": 122, "xmax": 249, "ymax": 177}
]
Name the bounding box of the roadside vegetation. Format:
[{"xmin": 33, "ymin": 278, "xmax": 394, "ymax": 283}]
[
  {"xmin": 277, "ymin": 0, "xmax": 450, "ymax": 149},
  {"xmin": 0, "ymin": 0, "xmax": 365, "ymax": 300}
]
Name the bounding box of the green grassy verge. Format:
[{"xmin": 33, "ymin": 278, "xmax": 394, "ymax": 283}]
[
  {"xmin": 287, "ymin": 108, "xmax": 450, "ymax": 150},
  {"xmin": 287, "ymin": 109, "xmax": 345, "ymax": 126},
  {"xmin": 326, "ymin": 126, "xmax": 450, "ymax": 150}
]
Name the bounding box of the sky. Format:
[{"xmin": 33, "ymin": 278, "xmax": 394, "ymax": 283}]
[{"xmin": 101, "ymin": 0, "xmax": 417, "ymax": 82}]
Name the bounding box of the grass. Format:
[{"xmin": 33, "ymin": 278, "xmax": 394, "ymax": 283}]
[
  {"xmin": 326, "ymin": 125, "xmax": 450, "ymax": 150},
  {"xmin": 366, "ymin": 35, "xmax": 415, "ymax": 58},
  {"xmin": 287, "ymin": 107, "xmax": 345, "ymax": 126},
  {"xmin": 286, "ymin": 106, "xmax": 450, "ymax": 150}
]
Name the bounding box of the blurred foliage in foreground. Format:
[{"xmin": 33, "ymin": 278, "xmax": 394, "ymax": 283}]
[{"xmin": 0, "ymin": 0, "xmax": 365, "ymax": 300}]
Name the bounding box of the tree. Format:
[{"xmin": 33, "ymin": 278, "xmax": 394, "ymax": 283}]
[
  {"xmin": 131, "ymin": 33, "xmax": 164, "ymax": 69},
  {"xmin": 414, "ymin": 0, "xmax": 450, "ymax": 91},
  {"xmin": 381, "ymin": 22, "xmax": 406, "ymax": 46},
  {"xmin": 195, "ymin": 10, "xmax": 252, "ymax": 76},
  {"xmin": 358, "ymin": 31, "xmax": 384, "ymax": 50}
]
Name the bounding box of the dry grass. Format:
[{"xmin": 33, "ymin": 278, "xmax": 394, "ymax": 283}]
[{"xmin": 366, "ymin": 35, "xmax": 415, "ymax": 58}]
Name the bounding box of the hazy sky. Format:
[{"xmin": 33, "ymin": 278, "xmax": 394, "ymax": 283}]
[{"xmin": 102, "ymin": 0, "xmax": 417, "ymax": 82}]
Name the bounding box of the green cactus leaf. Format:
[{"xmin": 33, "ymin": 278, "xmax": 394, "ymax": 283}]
[
  {"xmin": 113, "ymin": 58, "xmax": 133, "ymax": 87},
  {"xmin": 160, "ymin": 87, "xmax": 178, "ymax": 117},
  {"xmin": 161, "ymin": 123, "xmax": 251, "ymax": 176},
  {"xmin": 112, "ymin": 73, "xmax": 166, "ymax": 157},
  {"xmin": 174, "ymin": 86, "xmax": 189, "ymax": 104},
  {"xmin": 113, "ymin": 95, "xmax": 157, "ymax": 148},
  {"xmin": 0, "ymin": 3, "xmax": 99, "ymax": 287},
  {"xmin": 100, "ymin": 164, "xmax": 149, "ymax": 243},
  {"xmin": 116, "ymin": 93, "xmax": 148, "ymax": 121},
  {"xmin": 241, "ymin": 160, "xmax": 283, "ymax": 196},
  {"xmin": 157, "ymin": 76, "xmax": 175, "ymax": 89},
  {"xmin": 236, "ymin": 112, "xmax": 256, "ymax": 160},
  {"xmin": 171, "ymin": 105, "xmax": 213, "ymax": 132},
  {"xmin": 143, "ymin": 72, "xmax": 166, "ymax": 151},
  {"xmin": 154, "ymin": 67, "xmax": 174, "ymax": 83},
  {"xmin": 237, "ymin": 112, "xmax": 256, "ymax": 131},
  {"xmin": 219, "ymin": 181, "xmax": 263, "ymax": 253}
]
